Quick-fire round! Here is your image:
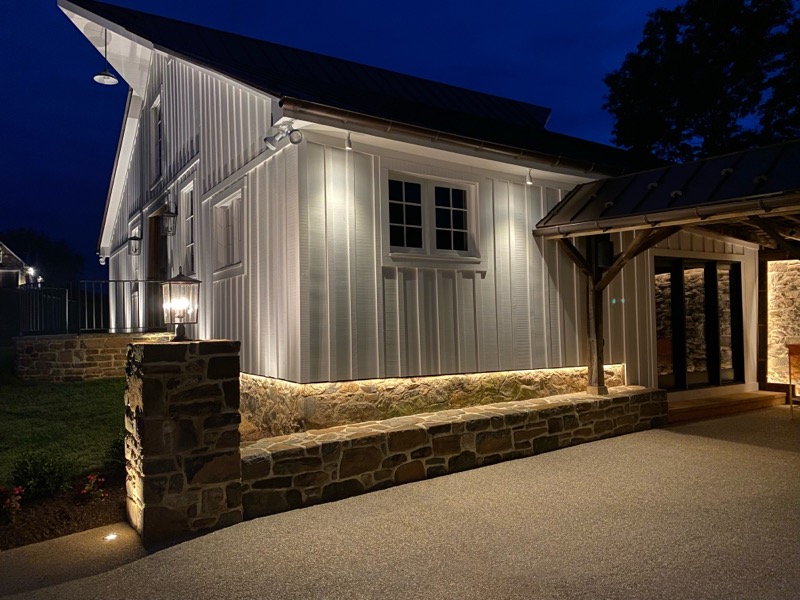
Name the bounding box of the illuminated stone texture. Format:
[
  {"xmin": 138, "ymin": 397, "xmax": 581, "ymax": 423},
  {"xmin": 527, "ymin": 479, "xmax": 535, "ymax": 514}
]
[
  {"xmin": 14, "ymin": 332, "xmax": 169, "ymax": 382},
  {"xmin": 240, "ymin": 364, "xmax": 625, "ymax": 437},
  {"xmin": 240, "ymin": 385, "xmax": 665, "ymax": 520},
  {"xmin": 768, "ymin": 260, "xmax": 800, "ymax": 383},
  {"xmin": 125, "ymin": 341, "xmax": 242, "ymax": 544}
]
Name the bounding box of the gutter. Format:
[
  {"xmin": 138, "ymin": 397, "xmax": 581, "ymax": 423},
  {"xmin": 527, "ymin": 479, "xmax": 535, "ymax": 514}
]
[
  {"xmin": 533, "ymin": 190, "xmax": 800, "ymax": 238},
  {"xmin": 280, "ymin": 97, "xmax": 627, "ymax": 177}
]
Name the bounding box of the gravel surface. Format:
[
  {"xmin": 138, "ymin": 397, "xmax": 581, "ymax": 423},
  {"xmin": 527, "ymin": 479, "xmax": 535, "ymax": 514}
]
[{"xmin": 7, "ymin": 407, "xmax": 800, "ymax": 600}]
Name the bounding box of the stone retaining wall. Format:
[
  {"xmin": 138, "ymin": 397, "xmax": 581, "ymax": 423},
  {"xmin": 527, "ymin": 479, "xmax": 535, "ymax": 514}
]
[
  {"xmin": 14, "ymin": 333, "xmax": 169, "ymax": 382},
  {"xmin": 240, "ymin": 364, "xmax": 626, "ymax": 437},
  {"xmin": 240, "ymin": 385, "xmax": 665, "ymax": 520}
]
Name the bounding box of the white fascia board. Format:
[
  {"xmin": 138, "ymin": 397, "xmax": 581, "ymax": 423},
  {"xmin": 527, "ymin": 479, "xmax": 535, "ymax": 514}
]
[
  {"xmin": 98, "ymin": 90, "xmax": 143, "ymax": 258},
  {"xmin": 58, "ymin": 0, "xmax": 153, "ymax": 97}
]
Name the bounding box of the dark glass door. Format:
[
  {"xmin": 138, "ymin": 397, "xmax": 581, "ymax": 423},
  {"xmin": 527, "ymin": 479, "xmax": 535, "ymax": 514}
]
[{"xmin": 655, "ymin": 258, "xmax": 744, "ymax": 390}]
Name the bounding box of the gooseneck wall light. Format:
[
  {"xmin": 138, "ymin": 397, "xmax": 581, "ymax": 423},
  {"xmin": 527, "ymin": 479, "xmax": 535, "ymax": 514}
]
[
  {"xmin": 93, "ymin": 29, "xmax": 118, "ymax": 86},
  {"xmin": 162, "ymin": 267, "xmax": 201, "ymax": 342}
]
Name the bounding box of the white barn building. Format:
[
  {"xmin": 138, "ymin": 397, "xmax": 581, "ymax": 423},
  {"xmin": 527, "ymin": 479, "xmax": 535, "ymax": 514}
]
[{"xmin": 61, "ymin": 0, "xmax": 774, "ymax": 433}]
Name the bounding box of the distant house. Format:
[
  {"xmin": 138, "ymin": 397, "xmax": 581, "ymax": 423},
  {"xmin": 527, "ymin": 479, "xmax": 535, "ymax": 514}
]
[
  {"xmin": 0, "ymin": 241, "xmax": 29, "ymax": 289},
  {"xmin": 60, "ymin": 0, "xmax": 800, "ymax": 429}
]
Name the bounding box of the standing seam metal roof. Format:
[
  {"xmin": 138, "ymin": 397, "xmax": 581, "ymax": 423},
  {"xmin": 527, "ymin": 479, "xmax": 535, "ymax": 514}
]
[{"xmin": 65, "ymin": 0, "xmax": 663, "ymax": 175}]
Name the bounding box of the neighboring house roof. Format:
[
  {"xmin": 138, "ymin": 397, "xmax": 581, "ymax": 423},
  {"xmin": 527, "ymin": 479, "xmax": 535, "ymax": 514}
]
[
  {"xmin": 60, "ymin": 0, "xmax": 662, "ymax": 176},
  {"xmin": 0, "ymin": 241, "xmax": 27, "ymax": 270},
  {"xmin": 534, "ymin": 140, "xmax": 800, "ymax": 240}
]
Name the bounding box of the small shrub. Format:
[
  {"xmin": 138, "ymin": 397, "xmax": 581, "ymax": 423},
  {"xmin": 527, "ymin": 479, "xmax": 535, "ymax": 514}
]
[
  {"xmin": 104, "ymin": 430, "xmax": 126, "ymax": 471},
  {"xmin": 10, "ymin": 453, "xmax": 76, "ymax": 500},
  {"xmin": 79, "ymin": 474, "xmax": 108, "ymax": 501},
  {"xmin": 0, "ymin": 486, "xmax": 24, "ymax": 524}
]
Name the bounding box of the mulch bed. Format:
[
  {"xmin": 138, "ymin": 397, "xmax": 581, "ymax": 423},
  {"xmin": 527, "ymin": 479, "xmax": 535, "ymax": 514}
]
[{"xmin": 0, "ymin": 471, "xmax": 127, "ymax": 551}]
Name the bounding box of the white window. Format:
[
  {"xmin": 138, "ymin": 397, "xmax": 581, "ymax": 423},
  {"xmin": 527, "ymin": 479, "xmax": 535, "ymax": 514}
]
[
  {"xmin": 182, "ymin": 185, "xmax": 196, "ymax": 275},
  {"xmin": 150, "ymin": 96, "xmax": 163, "ymax": 182},
  {"xmin": 214, "ymin": 191, "xmax": 242, "ymax": 270},
  {"xmin": 387, "ymin": 173, "xmax": 475, "ymax": 257}
]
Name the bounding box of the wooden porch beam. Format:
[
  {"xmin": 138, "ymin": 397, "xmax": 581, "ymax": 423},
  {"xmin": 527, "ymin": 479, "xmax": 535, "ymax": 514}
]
[
  {"xmin": 595, "ymin": 226, "xmax": 680, "ymax": 291},
  {"xmin": 556, "ymin": 238, "xmax": 593, "ymax": 279},
  {"xmin": 748, "ymin": 216, "xmax": 800, "ymax": 261}
]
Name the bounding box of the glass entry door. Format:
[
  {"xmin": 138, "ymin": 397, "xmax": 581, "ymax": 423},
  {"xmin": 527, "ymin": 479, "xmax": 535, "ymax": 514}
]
[{"xmin": 655, "ymin": 258, "xmax": 744, "ymax": 390}]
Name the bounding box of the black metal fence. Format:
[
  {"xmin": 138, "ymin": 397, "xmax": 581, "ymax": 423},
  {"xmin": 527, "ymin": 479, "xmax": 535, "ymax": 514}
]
[{"xmin": 12, "ymin": 280, "xmax": 168, "ymax": 336}]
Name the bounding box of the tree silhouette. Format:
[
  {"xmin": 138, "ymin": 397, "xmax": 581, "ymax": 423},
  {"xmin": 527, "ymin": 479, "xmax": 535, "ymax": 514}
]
[{"xmin": 604, "ymin": 0, "xmax": 799, "ymax": 163}]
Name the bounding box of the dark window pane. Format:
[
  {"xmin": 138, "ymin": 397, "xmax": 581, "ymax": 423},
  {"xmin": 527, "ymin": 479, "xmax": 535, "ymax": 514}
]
[
  {"xmin": 405, "ymin": 182, "xmax": 421, "ymax": 204},
  {"xmin": 405, "ymin": 204, "xmax": 422, "ymax": 226},
  {"xmin": 390, "ymin": 225, "xmax": 405, "ymax": 247},
  {"xmin": 452, "ymin": 231, "xmax": 467, "ymax": 251},
  {"xmin": 452, "ymin": 210, "xmax": 466, "ymax": 230},
  {"xmin": 406, "ymin": 227, "xmax": 423, "ymax": 248},
  {"xmin": 452, "ymin": 189, "xmax": 465, "ymax": 209},
  {"xmin": 436, "ymin": 208, "xmax": 451, "ymax": 229},
  {"xmin": 389, "ymin": 202, "xmax": 404, "ymax": 224},
  {"xmin": 436, "ymin": 230, "xmax": 451, "ymax": 250},
  {"xmin": 389, "ymin": 179, "xmax": 403, "ymax": 201},
  {"xmin": 435, "ymin": 186, "xmax": 450, "ymax": 207}
]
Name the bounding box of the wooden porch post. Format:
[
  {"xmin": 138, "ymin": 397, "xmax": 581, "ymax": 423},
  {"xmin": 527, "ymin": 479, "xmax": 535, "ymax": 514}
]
[{"xmin": 586, "ymin": 280, "xmax": 608, "ymax": 395}]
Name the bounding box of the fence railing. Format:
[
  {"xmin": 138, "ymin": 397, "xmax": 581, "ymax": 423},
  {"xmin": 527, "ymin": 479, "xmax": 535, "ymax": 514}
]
[{"xmin": 15, "ymin": 280, "xmax": 169, "ymax": 336}]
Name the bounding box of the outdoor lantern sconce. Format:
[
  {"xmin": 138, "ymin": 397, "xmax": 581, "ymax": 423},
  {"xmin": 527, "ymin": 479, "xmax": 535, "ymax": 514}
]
[
  {"xmin": 161, "ymin": 205, "xmax": 178, "ymax": 236},
  {"xmin": 127, "ymin": 235, "xmax": 142, "ymax": 255},
  {"xmin": 161, "ymin": 267, "xmax": 201, "ymax": 341}
]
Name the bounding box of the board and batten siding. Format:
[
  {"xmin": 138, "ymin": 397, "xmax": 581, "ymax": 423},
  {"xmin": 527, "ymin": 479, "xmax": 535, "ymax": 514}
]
[
  {"xmin": 299, "ymin": 140, "xmax": 599, "ymax": 383},
  {"xmin": 207, "ymin": 148, "xmax": 301, "ymax": 382}
]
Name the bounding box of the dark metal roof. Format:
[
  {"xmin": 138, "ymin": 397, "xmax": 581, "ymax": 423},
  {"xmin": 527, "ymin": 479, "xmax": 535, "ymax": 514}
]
[
  {"xmin": 64, "ymin": 0, "xmax": 662, "ymax": 175},
  {"xmin": 535, "ymin": 140, "xmax": 800, "ymax": 237}
]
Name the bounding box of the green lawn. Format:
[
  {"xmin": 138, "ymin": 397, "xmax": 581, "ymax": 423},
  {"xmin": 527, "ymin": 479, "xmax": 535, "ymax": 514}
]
[{"xmin": 0, "ymin": 341, "xmax": 126, "ymax": 485}]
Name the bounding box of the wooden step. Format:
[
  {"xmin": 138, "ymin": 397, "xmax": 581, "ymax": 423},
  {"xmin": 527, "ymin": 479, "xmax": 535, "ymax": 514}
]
[{"xmin": 667, "ymin": 391, "xmax": 786, "ymax": 424}]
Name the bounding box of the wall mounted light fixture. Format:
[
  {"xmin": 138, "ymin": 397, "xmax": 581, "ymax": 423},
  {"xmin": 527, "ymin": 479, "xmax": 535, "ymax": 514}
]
[
  {"xmin": 127, "ymin": 235, "xmax": 142, "ymax": 255},
  {"xmin": 264, "ymin": 123, "xmax": 303, "ymax": 150},
  {"xmin": 345, "ymin": 132, "xmax": 352, "ymax": 151},
  {"xmin": 525, "ymin": 169, "xmax": 533, "ymax": 186},
  {"xmin": 93, "ymin": 29, "xmax": 119, "ymax": 86},
  {"xmin": 161, "ymin": 205, "xmax": 178, "ymax": 236}
]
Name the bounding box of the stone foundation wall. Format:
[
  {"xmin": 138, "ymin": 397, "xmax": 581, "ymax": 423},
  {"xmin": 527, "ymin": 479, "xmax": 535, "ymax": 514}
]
[
  {"xmin": 768, "ymin": 260, "xmax": 800, "ymax": 383},
  {"xmin": 14, "ymin": 333, "xmax": 169, "ymax": 382},
  {"xmin": 125, "ymin": 341, "xmax": 242, "ymax": 544},
  {"xmin": 240, "ymin": 386, "xmax": 666, "ymax": 520},
  {"xmin": 240, "ymin": 364, "xmax": 626, "ymax": 437}
]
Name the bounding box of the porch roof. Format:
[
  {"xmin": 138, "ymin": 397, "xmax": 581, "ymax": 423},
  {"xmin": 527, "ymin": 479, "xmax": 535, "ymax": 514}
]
[{"xmin": 534, "ymin": 140, "xmax": 800, "ymax": 248}]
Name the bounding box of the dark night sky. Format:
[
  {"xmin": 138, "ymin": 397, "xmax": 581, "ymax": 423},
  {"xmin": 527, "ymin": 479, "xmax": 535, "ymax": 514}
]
[{"xmin": 0, "ymin": 0, "xmax": 680, "ymax": 280}]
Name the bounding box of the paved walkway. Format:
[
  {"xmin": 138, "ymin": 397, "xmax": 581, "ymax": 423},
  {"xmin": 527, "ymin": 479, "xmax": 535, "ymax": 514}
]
[{"xmin": 3, "ymin": 406, "xmax": 800, "ymax": 599}]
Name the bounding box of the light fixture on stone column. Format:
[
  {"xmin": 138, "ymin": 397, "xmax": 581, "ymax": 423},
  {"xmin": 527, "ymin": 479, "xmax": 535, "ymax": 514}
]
[{"xmin": 162, "ymin": 267, "xmax": 201, "ymax": 341}]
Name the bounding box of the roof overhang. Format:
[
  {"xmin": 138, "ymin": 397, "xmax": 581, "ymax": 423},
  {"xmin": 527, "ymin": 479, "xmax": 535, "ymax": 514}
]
[{"xmin": 533, "ymin": 140, "xmax": 800, "ymax": 250}]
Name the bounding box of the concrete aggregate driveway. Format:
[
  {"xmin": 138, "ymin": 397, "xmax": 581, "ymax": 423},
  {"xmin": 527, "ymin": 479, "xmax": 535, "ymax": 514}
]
[{"xmin": 11, "ymin": 407, "xmax": 800, "ymax": 599}]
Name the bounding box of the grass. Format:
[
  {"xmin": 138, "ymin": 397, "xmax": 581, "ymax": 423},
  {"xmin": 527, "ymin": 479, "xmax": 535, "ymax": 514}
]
[{"xmin": 0, "ymin": 340, "xmax": 126, "ymax": 485}]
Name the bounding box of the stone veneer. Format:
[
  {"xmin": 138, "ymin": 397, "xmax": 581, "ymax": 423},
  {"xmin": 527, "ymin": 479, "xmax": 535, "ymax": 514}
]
[
  {"xmin": 240, "ymin": 386, "xmax": 666, "ymax": 520},
  {"xmin": 125, "ymin": 341, "xmax": 242, "ymax": 544},
  {"xmin": 240, "ymin": 364, "xmax": 626, "ymax": 437},
  {"xmin": 768, "ymin": 260, "xmax": 800, "ymax": 383},
  {"xmin": 14, "ymin": 333, "xmax": 169, "ymax": 382}
]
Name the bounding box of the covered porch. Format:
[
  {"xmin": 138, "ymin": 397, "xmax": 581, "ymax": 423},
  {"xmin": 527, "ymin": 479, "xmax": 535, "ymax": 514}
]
[{"xmin": 534, "ymin": 140, "xmax": 800, "ymax": 416}]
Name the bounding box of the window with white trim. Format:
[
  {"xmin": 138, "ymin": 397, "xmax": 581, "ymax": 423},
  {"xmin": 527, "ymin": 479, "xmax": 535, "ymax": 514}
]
[
  {"xmin": 214, "ymin": 191, "xmax": 242, "ymax": 270},
  {"xmin": 388, "ymin": 174, "xmax": 475, "ymax": 257},
  {"xmin": 182, "ymin": 184, "xmax": 196, "ymax": 275}
]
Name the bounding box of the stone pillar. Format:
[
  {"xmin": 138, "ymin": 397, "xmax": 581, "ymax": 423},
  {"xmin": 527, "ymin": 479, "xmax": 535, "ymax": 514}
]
[{"xmin": 125, "ymin": 341, "xmax": 242, "ymax": 544}]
